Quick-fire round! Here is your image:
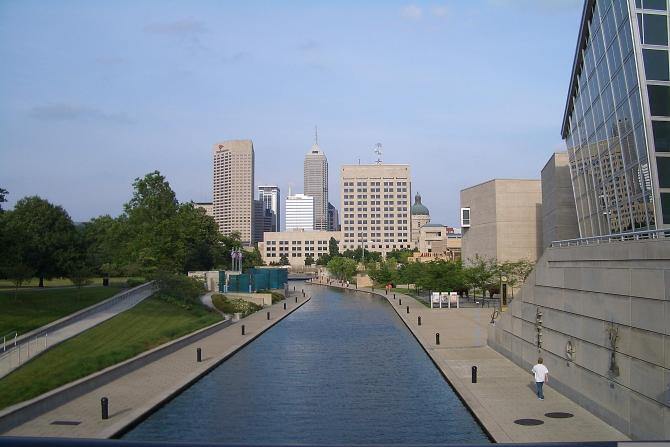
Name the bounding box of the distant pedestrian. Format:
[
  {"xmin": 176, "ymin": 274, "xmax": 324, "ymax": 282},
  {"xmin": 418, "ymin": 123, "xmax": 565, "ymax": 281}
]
[{"xmin": 531, "ymin": 357, "xmax": 549, "ymax": 400}]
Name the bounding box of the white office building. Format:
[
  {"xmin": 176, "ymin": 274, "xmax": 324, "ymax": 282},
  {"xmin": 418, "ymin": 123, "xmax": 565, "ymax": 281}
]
[{"xmin": 286, "ymin": 194, "xmax": 314, "ymax": 231}]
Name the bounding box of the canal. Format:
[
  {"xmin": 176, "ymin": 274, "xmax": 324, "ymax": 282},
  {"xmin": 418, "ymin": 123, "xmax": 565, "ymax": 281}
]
[{"xmin": 123, "ymin": 284, "xmax": 490, "ymax": 444}]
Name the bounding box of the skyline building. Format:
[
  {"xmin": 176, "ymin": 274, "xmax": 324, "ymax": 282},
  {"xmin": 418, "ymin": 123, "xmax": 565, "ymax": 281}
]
[
  {"xmin": 212, "ymin": 140, "xmax": 254, "ymax": 246},
  {"xmin": 258, "ymin": 185, "xmax": 281, "ymax": 232},
  {"xmin": 410, "ymin": 192, "xmax": 431, "ymax": 248},
  {"xmin": 340, "ymin": 163, "xmax": 412, "ymax": 256},
  {"xmin": 327, "ymin": 202, "xmax": 340, "ymax": 232},
  {"xmin": 286, "ymin": 193, "xmax": 314, "ymax": 231},
  {"xmin": 562, "ymin": 0, "xmax": 670, "ymax": 237},
  {"xmin": 304, "ymin": 135, "xmax": 329, "ymax": 231}
]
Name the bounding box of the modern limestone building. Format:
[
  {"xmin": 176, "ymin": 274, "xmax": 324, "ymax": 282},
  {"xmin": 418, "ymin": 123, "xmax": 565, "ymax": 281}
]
[
  {"xmin": 212, "ymin": 140, "xmax": 254, "ymax": 246},
  {"xmin": 304, "ymin": 140, "xmax": 329, "ymax": 231},
  {"xmin": 460, "ymin": 179, "xmax": 542, "ymax": 263},
  {"xmin": 488, "ymin": 1, "xmax": 670, "ymax": 439},
  {"xmin": 258, "ymin": 229, "xmax": 341, "ymax": 267},
  {"xmin": 286, "ymin": 194, "xmax": 314, "ymax": 231},
  {"xmin": 194, "ymin": 202, "xmax": 214, "ymax": 218},
  {"xmin": 258, "ymin": 185, "xmax": 280, "ymax": 232},
  {"xmin": 541, "ymin": 152, "xmax": 580, "ymax": 249},
  {"xmin": 340, "ymin": 163, "xmax": 412, "ymax": 256},
  {"xmin": 410, "ymin": 193, "xmax": 431, "ymax": 248}
]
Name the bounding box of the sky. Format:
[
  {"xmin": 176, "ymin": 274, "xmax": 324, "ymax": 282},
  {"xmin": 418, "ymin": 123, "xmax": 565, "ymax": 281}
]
[{"xmin": 0, "ymin": 0, "xmax": 584, "ymax": 227}]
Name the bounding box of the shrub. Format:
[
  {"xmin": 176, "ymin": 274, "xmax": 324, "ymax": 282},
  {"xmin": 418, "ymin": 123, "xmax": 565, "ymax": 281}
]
[
  {"xmin": 211, "ymin": 294, "xmax": 262, "ymax": 317},
  {"xmin": 154, "ymin": 273, "xmax": 206, "ymax": 304}
]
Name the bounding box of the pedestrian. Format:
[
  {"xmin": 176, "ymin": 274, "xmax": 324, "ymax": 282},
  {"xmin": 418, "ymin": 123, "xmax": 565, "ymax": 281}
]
[{"xmin": 531, "ymin": 357, "xmax": 549, "ymax": 400}]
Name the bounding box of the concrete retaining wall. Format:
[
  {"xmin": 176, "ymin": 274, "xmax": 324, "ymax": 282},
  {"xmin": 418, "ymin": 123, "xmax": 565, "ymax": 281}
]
[{"xmin": 487, "ymin": 239, "xmax": 670, "ymax": 440}]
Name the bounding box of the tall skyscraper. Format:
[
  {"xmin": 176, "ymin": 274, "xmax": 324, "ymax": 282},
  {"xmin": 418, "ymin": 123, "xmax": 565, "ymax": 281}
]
[
  {"xmin": 340, "ymin": 164, "xmax": 411, "ymax": 256},
  {"xmin": 562, "ymin": 0, "xmax": 670, "ymax": 237},
  {"xmin": 286, "ymin": 194, "xmax": 314, "ymax": 231},
  {"xmin": 304, "ymin": 133, "xmax": 329, "ymax": 231},
  {"xmin": 327, "ymin": 202, "xmax": 340, "ymax": 231},
  {"xmin": 212, "ymin": 140, "xmax": 254, "ymax": 246},
  {"xmin": 258, "ymin": 185, "xmax": 281, "ymax": 232}
]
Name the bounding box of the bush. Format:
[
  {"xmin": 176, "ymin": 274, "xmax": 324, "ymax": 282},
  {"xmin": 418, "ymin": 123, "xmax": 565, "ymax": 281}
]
[
  {"xmin": 211, "ymin": 294, "xmax": 262, "ymax": 317},
  {"xmin": 154, "ymin": 273, "xmax": 206, "ymax": 304},
  {"xmin": 257, "ymin": 289, "xmax": 284, "ymax": 304},
  {"xmin": 125, "ymin": 277, "xmax": 145, "ymax": 288}
]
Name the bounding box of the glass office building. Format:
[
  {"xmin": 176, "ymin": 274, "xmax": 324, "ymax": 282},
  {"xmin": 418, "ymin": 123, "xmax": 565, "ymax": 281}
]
[{"xmin": 562, "ymin": 0, "xmax": 670, "ymax": 237}]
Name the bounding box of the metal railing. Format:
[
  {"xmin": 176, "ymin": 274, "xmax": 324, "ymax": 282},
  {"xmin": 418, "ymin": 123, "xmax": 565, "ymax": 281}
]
[
  {"xmin": 551, "ymin": 228, "xmax": 670, "ymax": 248},
  {"xmin": 0, "ymin": 281, "xmax": 156, "ymax": 378},
  {"xmin": 1, "ymin": 331, "xmax": 18, "ymax": 353}
]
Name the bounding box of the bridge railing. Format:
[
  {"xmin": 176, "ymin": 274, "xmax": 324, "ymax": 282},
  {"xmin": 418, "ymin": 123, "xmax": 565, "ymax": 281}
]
[{"xmin": 551, "ymin": 228, "xmax": 670, "ymax": 248}]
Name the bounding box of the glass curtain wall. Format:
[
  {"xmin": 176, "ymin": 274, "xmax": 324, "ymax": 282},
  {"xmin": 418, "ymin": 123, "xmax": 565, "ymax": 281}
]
[{"xmin": 564, "ymin": 0, "xmax": 668, "ymax": 237}]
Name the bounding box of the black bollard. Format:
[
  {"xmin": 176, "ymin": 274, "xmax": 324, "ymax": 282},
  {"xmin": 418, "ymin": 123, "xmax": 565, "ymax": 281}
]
[
  {"xmin": 242, "ymin": 325, "xmax": 245, "ymax": 335},
  {"xmin": 406, "ymin": 305, "xmax": 410, "ymax": 314},
  {"xmin": 267, "ymin": 311, "xmax": 270, "ymax": 320},
  {"xmin": 294, "ymin": 286, "xmax": 296, "ymax": 291},
  {"xmin": 295, "ymin": 296, "xmax": 298, "ymax": 303},
  {"xmin": 385, "ymin": 289, "xmax": 388, "ymax": 295},
  {"xmin": 472, "ymin": 366, "xmax": 478, "ymax": 383},
  {"xmin": 197, "ymin": 348, "xmax": 202, "ymax": 362},
  {"xmin": 393, "ymin": 293, "xmax": 396, "ymax": 299},
  {"xmin": 418, "ymin": 316, "xmax": 422, "ymax": 326},
  {"xmin": 101, "ymin": 397, "xmax": 109, "ymax": 420},
  {"xmin": 436, "ymin": 333, "xmax": 440, "ymax": 345},
  {"xmin": 303, "ymin": 291, "xmax": 305, "ymax": 297},
  {"xmin": 284, "ymin": 302, "xmax": 287, "ymax": 310},
  {"xmin": 399, "ymin": 298, "xmax": 402, "ymax": 306}
]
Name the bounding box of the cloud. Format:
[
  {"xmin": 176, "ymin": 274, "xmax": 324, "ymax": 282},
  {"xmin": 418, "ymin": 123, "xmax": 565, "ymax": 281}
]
[
  {"xmin": 29, "ymin": 104, "xmax": 133, "ymax": 124},
  {"xmin": 488, "ymin": 0, "xmax": 581, "ymax": 13},
  {"xmin": 401, "ymin": 4, "xmax": 423, "ymax": 20},
  {"xmin": 222, "ymin": 51, "xmax": 251, "ymax": 64},
  {"xmin": 144, "ymin": 19, "xmax": 206, "ymax": 36},
  {"xmin": 432, "ymin": 5, "xmax": 448, "ymax": 17},
  {"xmin": 298, "ymin": 39, "xmax": 319, "ymax": 52}
]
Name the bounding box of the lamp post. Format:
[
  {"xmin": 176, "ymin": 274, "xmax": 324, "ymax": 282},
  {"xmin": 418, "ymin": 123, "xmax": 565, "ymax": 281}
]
[{"xmin": 500, "ymin": 275, "xmax": 507, "ymax": 311}]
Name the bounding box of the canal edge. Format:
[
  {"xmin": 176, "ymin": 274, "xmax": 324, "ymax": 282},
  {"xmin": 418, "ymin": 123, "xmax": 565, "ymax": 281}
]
[
  {"xmin": 310, "ymin": 281, "xmax": 507, "ymax": 443},
  {"xmin": 107, "ymin": 291, "xmax": 311, "ymax": 439}
]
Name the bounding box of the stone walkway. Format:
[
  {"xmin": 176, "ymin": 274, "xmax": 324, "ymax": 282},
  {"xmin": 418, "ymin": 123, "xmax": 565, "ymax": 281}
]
[
  {"xmin": 0, "ymin": 284, "xmax": 155, "ymax": 379},
  {"xmin": 312, "ymin": 281, "xmax": 629, "ymax": 444},
  {"xmin": 2, "ymin": 291, "xmax": 309, "ymax": 438}
]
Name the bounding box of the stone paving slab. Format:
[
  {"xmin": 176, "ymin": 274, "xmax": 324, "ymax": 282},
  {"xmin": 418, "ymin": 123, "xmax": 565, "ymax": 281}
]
[
  {"xmin": 314, "ymin": 281, "xmax": 629, "ymax": 444},
  {"xmin": 1, "ymin": 291, "xmax": 309, "ymax": 439}
]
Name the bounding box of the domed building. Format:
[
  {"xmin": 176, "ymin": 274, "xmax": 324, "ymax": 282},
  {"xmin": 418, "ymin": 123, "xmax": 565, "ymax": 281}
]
[{"xmin": 411, "ymin": 193, "xmax": 430, "ymax": 248}]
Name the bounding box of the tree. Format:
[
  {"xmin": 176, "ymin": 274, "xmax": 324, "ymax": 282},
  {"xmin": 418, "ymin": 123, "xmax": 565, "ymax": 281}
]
[
  {"xmin": 463, "ymin": 255, "xmax": 497, "ymax": 299},
  {"xmin": 242, "ymin": 247, "xmax": 264, "ymax": 270},
  {"xmin": 328, "ymin": 237, "xmax": 340, "ymax": 257},
  {"xmin": 0, "ymin": 188, "xmax": 7, "ymax": 212},
  {"xmin": 304, "ymin": 255, "xmax": 314, "ymax": 266},
  {"xmin": 367, "ymin": 259, "xmax": 397, "ymax": 285},
  {"xmin": 5, "ymin": 263, "xmax": 35, "ymax": 300},
  {"xmin": 279, "ymin": 254, "xmax": 290, "ymax": 266},
  {"xmin": 326, "ymin": 256, "xmax": 358, "ymax": 281},
  {"xmin": 1, "ymin": 196, "xmax": 76, "ymax": 287},
  {"xmin": 316, "ymin": 253, "xmax": 331, "ymax": 265}
]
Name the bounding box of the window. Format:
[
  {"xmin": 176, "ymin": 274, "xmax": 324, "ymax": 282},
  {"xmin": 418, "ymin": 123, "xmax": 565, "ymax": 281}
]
[
  {"xmin": 642, "ymin": 13, "xmax": 668, "ymax": 45},
  {"xmin": 652, "ymin": 120, "xmax": 670, "ymax": 151},
  {"xmin": 648, "ymin": 84, "xmax": 670, "ymax": 115},
  {"xmin": 638, "ymin": 0, "xmax": 667, "ymax": 10},
  {"xmin": 461, "ymin": 207, "xmax": 471, "ymax": 227},
  {"xmin": 657, "ymin": 156, "xmax": 670, "ymax": 187},
  {"xmin": 644, "ymin": 49, "xmax": 669, "ymax": 80}
]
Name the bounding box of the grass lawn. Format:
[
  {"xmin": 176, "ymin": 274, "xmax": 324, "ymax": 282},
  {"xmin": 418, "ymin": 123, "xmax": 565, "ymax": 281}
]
[
  {"xmin": 0, "ymin": 296, "xmax": 222, "ymax": 410},
  {"xmin": 390, "ymin": 287, "xmax": 430, "ymax": 307},
  {"xmin": 0, "ymin": 286, "xmax": 126, "ymax": 336},
  {"xmin": 0, "ymin": 277, "xmax": 139, "ymax": 289}
]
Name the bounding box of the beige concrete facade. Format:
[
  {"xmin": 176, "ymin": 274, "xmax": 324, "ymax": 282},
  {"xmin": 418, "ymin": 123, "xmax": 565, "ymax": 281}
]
[
  {"xmin": 213, "ymin": 140, "xmax": 254, "ymax": 246},
  {"xmin": 259, "ymin": 229, "xmax": 341, "ymax": 267},
  {"xmin": 340, "ymin": 164, "xmax": 411, "ymax": 256},
  {"xmin": 195, "ymin": 202, "xmax": 214, "ymax": 218},
  {"xmin": 460, "ymin": 179, "xmax": 542, "ymax": 263},
  {"xmin": 412, "ymin": 224, "xmax": 461, "ymax": 261},
  {"xmin": 488, "ymin": 239, "xmax": 670, "ymax": 440},
  {"xmin": 541, "ymin": 152, "xmax": 579, "ymax": 251}
]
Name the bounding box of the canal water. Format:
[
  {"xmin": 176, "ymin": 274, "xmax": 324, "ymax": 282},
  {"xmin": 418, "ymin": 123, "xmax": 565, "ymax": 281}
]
[{"xmin": 123, "ymin": 284, "xmax": 489, "ymax": 444}]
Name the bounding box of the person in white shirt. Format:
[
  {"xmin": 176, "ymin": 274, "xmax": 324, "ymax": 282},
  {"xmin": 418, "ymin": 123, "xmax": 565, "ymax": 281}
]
[{"xmin": 531, "ymin": 357, "xmax": 549, "ymax": 400}]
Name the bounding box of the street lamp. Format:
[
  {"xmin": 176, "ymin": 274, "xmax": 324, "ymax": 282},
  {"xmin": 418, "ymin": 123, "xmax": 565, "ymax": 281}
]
[{"xmin": 500, "ymin": 275, "xmax": 508, "ymax": 311}]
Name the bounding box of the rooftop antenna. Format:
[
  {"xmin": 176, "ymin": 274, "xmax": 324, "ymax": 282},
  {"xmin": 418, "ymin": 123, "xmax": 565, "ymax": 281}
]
[
  {"xmin": 374, "ymin": 143, "xmax": 383, "ymax": 164},
  {"xmin": 288, "ymin": 183, "xmax": 292, "ymax": 197},
  {"xmin": 314, "ymin": 125, "xmax": 318, "ymax": 146}
]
